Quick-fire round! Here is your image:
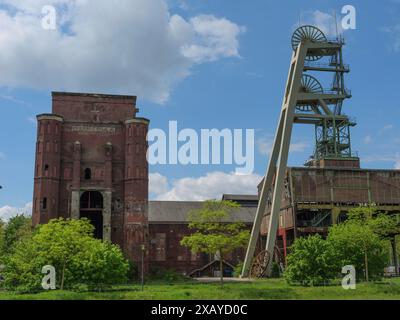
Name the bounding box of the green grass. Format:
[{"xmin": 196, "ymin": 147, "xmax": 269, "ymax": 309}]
[{"xmin": 2, "ymin": 278, "xmax": 400, "ymax": 300}]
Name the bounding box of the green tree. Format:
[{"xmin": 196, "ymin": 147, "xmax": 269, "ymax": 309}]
[
  {"xmin": 32, "ymin": 218, "xmax": 95, "ymax": 290},
  {"xmin": 347, "ymin": 206, "xmax": 400, "ymax": 276},
  {"xmin": 328, "ymin": 221, "xmax": 388, "ymax": 281},
  {"xmin": 180, "ymin": 200, "xmax": 250, "ymax": 286},
  {"xmin": 69, "ymin": 240, "xmax": 129, "ymax": 290},
  {"xmin": 0, "ymin": 219, "xmax": 4, "ymax": 256},
  {"xmin": 2, "ymin": 215, "xmax": 32, "ymax": 255},
  {"xmin": 285, "ymin": 235, "xmax": 339, "ymax": 286},
  {"xmin": 2, "ymin": 218, "xmax": 129, "ymax": 292}
]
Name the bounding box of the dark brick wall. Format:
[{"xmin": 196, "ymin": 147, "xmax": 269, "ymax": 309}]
[{"xmin": 148, "ymin": 223, "xmax": 251, "ymax": 276}]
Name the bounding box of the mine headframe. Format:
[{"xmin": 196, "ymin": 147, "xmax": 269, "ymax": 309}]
[{"xmin": 242, "ymin": 25, "xmax": 356, "ymax": 278}]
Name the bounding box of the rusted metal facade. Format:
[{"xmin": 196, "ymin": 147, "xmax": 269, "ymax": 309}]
[{"xmin": 260, "ymin": 164, "xmax": 400, "ymax": 262}]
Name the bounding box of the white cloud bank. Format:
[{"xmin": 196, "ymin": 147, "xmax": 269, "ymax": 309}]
[
  {"xmin": 0, "ymin": 202, "xmax": 32, "ymax": 221},
  {"xmin": 150, "ymin": 171, "xmax": 261, "ymax": 201},
  {"xmin": 299, "ymin": 10, "xmax": 344, "ymax": 38},
  {"xmin": 0, "ymin": 0, "xmax": 245, "ymax": 103}
]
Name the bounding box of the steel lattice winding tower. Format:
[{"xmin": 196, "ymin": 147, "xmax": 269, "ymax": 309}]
[{"xmin": 242, "ymin": 25, "xmax": 358, "ymax": 278}]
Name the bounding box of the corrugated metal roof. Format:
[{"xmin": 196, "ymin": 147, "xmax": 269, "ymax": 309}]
[{"xmin": 148, "ymin": 201, "xmax": 256, "ymax": 224}]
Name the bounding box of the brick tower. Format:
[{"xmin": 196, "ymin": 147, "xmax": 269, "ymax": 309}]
[{"xmin": 32, "ymin": 92, "xmax": 149, "ymax": 269}]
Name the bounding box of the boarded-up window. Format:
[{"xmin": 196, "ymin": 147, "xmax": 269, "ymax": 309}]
[
  {"xmin": 177, "ymin": 234, "xmax": 188, "ymax": 261},
  {"xmin": 155, "ymin": 233, "xmax": 166, "ymax": 261}
]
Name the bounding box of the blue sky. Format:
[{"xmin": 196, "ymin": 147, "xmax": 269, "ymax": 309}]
[{"xmin": 0, "ymin": 0, "xmax": 399, "ymax": 218}]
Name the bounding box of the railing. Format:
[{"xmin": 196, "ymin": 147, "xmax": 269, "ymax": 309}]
[
  {"xmin": 321, "ymin": 88, "xmax": 352, "ymax": 96},
  {"xmin": 304, "ymin": 62, "xmax": 350, "ymax": 70}
]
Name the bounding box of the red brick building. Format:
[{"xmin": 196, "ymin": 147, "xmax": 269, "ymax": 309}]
[
  {"xmin": 32, "ymin": 92, "xmax": 150, "ymax": 268},
  {"xmin": 148, "ymin": 197, "xmax": 257, "ymax": 276},
  {"xmin": 32, "ymin": 92, "xmax": 256, "ymax": 276}
]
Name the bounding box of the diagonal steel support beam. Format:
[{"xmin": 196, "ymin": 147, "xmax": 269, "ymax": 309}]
[{"xmin": 241, "ymin": 43, "xmax": 308, "ymax": 278}]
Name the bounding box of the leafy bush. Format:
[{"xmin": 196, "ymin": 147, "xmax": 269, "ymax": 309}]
[
  {"xmin": 149, "ymin": 266, "xmax": 190, "ymax": 283},
  {"xmin": 285, "ymin": 235, "xmax": 339, "ymax": 286},
  {"xmin": 69, "ymin": 240, "xmax": 129, "ymax": 291},
  {"xmin": 233, "ymin": 261, "xmax": 244, "ymax": 278},
  {"xmin": 328, "ymin": 222, "xmax": 388, "ymax": 280},
  {"xmin": 2, "ymin": 218, "xmax": 129, "ymax": 292},
  {"xmin": 270, "ymin": 262, "xmax": 281, "ymax": 278},
  {"xmin": 1, "ymin": 215, "xmax": 32, "ymax": 257}
]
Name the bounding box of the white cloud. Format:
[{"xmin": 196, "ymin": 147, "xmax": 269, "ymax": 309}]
[
  {"xmin": 383, "ymin": 24, "xmax": 400, "ymax": 52},
  {"xmin": 364, "ymin": 153, "xmax": 400, "ymax": 170},
  {"xmin": 149, "ymin": 172, "xmax": 170, "ymax": 195},
  {"xmin": 290, "ymin": 142, "xmax": 308, "ymax": 153},
  {"xmin": 383, "ymin": 124, "xmax": 394, "ymax": 130},
  {"xmin": 379, "ymin": 124, "xmax": 394, "ymax": 135},
  {"xmin": 0, "ymin": 0, "xmax": 244, "ymax": 104},
  {"xmin": 396, "ymin": 159, "xmax": 400, "ymax": 170},
  {"xmin": 364, "ymin": 135, "xmax": 373, "ymax": 144},
  {"xmin": 0, "ymin": 202, "xmax": 32, "ymax": 221},
  {"xmin": 0, "ymin": 93, "xmax": 28, "ymax": 105},
  {"xmin": 256, "ymin": 135, "xmax": 274, "ymax": 156},
  {"xmin": 150, "ymin": 171, "xmax": 261, "ymax": 201},
  {"xmin": 27, "ymin": 116, "xmax": 37, "ymax": 125},
  {"xmin": 181, "ymin": 15, "xmax": 245, "ymax": 63},
  {"xmin": 257, "ymin": 136, "xmax": 309, "ymax": 155},
  {"xmin": 300, "ymin": 10, "xmax": 344, "ymax": 38}
]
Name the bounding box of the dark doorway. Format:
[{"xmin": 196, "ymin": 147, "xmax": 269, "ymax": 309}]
[{"xmin": 80, "ymin": 191, "xmax": 103, "ymax": 240}]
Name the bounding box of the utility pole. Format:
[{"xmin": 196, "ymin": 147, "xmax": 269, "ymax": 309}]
[{"xmin": 141, "ymin": 244, "xmax": 145, "ymax": 291}]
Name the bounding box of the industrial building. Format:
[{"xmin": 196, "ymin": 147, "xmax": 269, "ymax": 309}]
[
  {"xmin": 32, "ymin": 26, "xmax": 400, "ymax": 278},
  {"xmin": 31, "ymin": 90, "xmax": 400, "ymax": 277}
]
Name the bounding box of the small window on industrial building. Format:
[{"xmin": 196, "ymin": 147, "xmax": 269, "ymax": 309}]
[
  {"xmin": 42, "ymin": 198, "xmax": 47, "ymax": 210},
  {"xmin": 84, "ymin": 168, "xmax": 92, "ymax": 180},
  {"xmin": 44, "ymin": 164, "xmax": 49, "ymax": 176},
  {"xmin": 154, "ymin": 233, "xmax": 166, "ymax": 261}
]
